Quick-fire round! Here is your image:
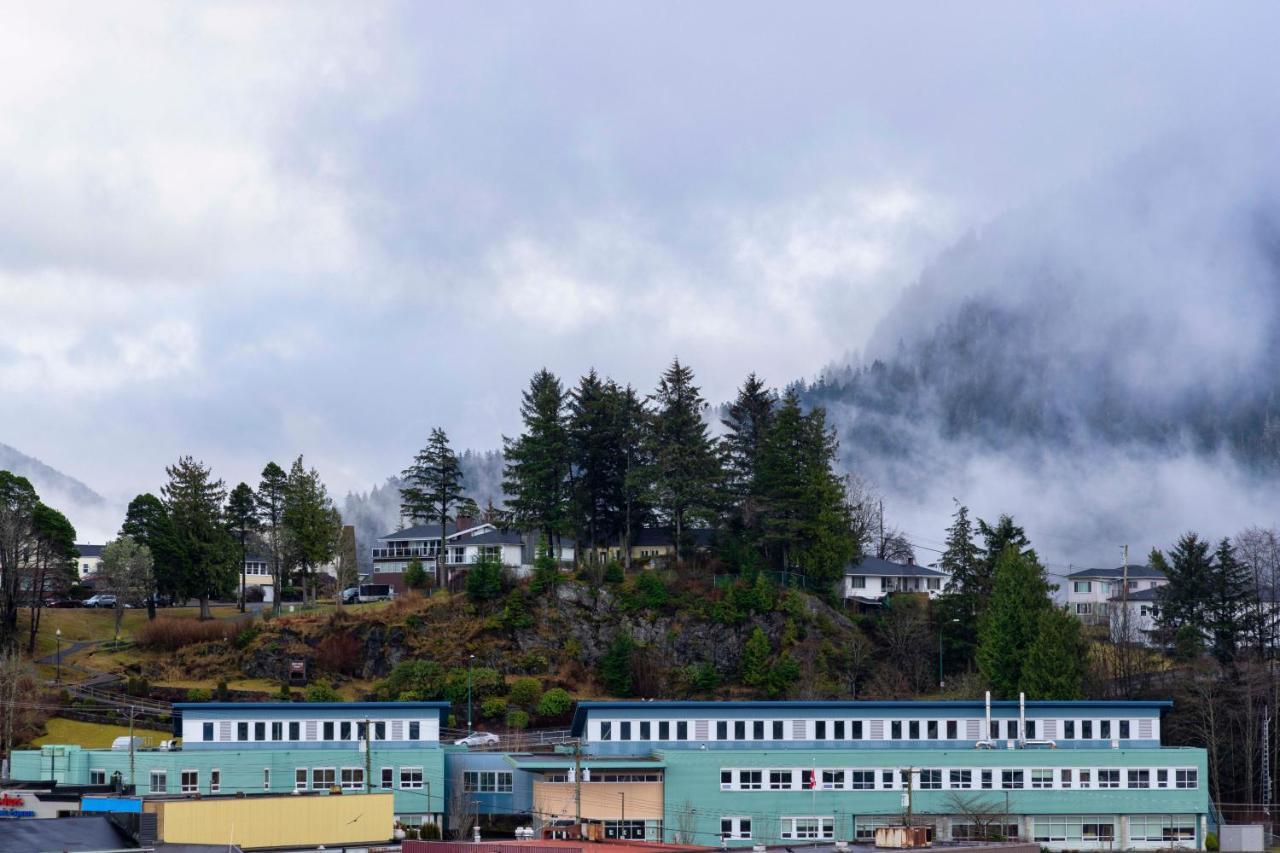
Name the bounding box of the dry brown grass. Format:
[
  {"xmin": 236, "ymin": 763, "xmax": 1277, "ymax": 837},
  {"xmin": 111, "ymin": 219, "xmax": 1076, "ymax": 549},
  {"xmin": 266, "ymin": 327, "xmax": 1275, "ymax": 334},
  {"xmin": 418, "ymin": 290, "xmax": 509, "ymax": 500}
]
[{"xmin": 134, "ymin": 617, "xmax": 240, "ymax": 651}]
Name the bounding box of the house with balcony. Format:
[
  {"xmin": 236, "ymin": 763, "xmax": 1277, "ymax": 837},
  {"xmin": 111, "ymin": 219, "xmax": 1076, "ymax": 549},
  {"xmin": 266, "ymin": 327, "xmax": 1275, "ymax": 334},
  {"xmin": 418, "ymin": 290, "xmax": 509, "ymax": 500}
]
[
  {"xmin": 1066, "ymin": 564, "xmax": 1167, "ymax": 627},
  {"xmin": 370, "ymin": 523, "xmax": 573, "ymax": 592},
  {"xmin": 842, "ymin": 556, "xmax": 948, "ymax": 603}
]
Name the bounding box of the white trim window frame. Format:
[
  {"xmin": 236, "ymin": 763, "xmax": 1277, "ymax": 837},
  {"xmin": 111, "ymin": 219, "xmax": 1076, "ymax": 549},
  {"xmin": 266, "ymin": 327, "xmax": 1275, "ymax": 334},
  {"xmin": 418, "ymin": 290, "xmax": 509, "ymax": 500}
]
[
  {"xmin": 400, "ymin": 766, "xmax": 424, "ymax": 789},
  {"xmin": 210, "ymin": 768, "xmax": 221, "ymax": 794},
  {"xmin": 181, "ymin": 769, "xmax": 199, "ymax": 793}
]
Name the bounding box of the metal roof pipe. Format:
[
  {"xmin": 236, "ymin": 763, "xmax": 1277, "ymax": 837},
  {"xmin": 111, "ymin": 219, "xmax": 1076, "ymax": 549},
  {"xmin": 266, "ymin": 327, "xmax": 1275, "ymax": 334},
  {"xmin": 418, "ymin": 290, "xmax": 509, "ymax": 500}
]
[
  {"xmin": 1019, "ymin": 692, "xmax": 1026, "ymax": 747},
  {"xmin": 985, "ymin": 691, "xmax": 991, "ymax": 740}
]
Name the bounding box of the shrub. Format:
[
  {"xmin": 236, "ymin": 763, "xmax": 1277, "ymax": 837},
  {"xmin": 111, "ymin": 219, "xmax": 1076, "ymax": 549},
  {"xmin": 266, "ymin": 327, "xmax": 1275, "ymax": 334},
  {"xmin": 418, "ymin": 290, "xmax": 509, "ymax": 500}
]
[
  {"xmin": 305, "ymin": 683, "xmax": 341, "ymax": 702},
  {"xmin": 233, "ymin": 625, "xmax": 260, "ymax": 650},
  {"xmin": 185, "ymin": 687, "xmax": 211, "ymax": 702},
  {"xmin": 1206, "ymin": 832, "xmax": 1219, "ymax": 852},
  {"xmin": 135, "ymin": 618, "xmax": 238, "ymax": 651},
  {"xmin": 600, "ymin": 632, "xmax": 636, "ymax": 696},
  {"xmin": 376, "ymin": 660, "xmax": 446, "ymax": 701},
  {"xmin": 215, "ymin": 680, "xmax": 230, "ymax": 701},
  {"xmin": 421, "ymin": 822, "xmax": 442, "ymax": 840},
  {"xmin": 316, "ymin": 633, "xmax": 364, "ymax": 676},
  {"xmin": 624, "ymin": 571, "xmax": 669, "ymax": 611},
  {"xmin": 536, "ymin": 687, "xmax": 572, "ymax": 718},
  {"xmin": 465, "ymin": 557, "xmax": 506, "ymax": 601},
  {"xmin": 404, "ymin": 558, "xmax": 428, "ymax": 590},
  {"xmin": 507, "ymin": 677, "xmax": 542, "ymax": 711},
  {"xmin": 603, "ymin": 561, "xmax": 624, "ymax": 584},
  {"xmin": 506, "ymin": 708, "xmax": 530, "ymax": 730},
  {"xmin": 125, "ymin": 676, "xmax": 150, "ymax": 698},
  {"xmin": 480, "ymin": 696, "xmax": 508, "ymax": 719},
  {"xmin": 443, "ymin": 667, "xmax": 503, "ymax": 705}
]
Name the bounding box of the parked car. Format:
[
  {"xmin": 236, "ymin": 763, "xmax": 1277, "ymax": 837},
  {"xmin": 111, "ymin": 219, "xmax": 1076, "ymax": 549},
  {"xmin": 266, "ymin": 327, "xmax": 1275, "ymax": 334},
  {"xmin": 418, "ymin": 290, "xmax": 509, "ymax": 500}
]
[
  {"xmin": 44, "ymin": 598, "xmax": 81, "ymax": 608},
  {"xmin": 355, "ymin": 583, "xmax": 394, "ymax": 603},
  {"xmin": 84, "ymin": 594, "xmax": 118, "ymax": 608},
  {"xmin": 455, "ymin": 731, "xmax": 500, "ymax": 747},
  {"xmin": 340, "ymin": 587, "xmax": 359, "ymax": 605}
]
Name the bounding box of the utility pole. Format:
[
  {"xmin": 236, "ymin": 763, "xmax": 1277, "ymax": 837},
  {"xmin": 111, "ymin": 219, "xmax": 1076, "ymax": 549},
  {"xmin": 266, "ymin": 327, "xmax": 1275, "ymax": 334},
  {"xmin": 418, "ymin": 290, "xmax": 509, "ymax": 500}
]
[
  {"xmin": 467, "ymin": 654, "xmax": 476, "ymax": 734},
  {"xmin": 620, "ymin": 792, "xmax": 625, "ymax": 837},
  {"xmin": 574, "ymin": 740, "xmax": 583, "ymax": 829},
  {"xmin": 364, "ymin": 718, "xmax": 372, "ymax": 793},
  {"xmin": 128, "ymin": 706, "xmax": 136, "ymax": 789}
]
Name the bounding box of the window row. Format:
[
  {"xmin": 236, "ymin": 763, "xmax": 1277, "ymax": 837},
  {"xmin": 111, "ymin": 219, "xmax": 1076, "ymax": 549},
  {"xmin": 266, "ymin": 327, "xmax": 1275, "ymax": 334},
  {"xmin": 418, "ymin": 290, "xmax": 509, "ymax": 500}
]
[
  {"xmin": 463, "ymin": 771, "xmax": 513, "ymax": 793},
  {"xmin": 544, "ymin": 772, "xmax": 662, "ymax": 783},
  {"xmin": 718, "ymin": 767, "xmax": 1198, "ymax": 792},
  {"xmin": 199, "ymin": 719, "xmax": 425, "ymax": 742},
  {"xmin": 594, "ymin": 716, "xmax": 1155, "ymax": 742}
]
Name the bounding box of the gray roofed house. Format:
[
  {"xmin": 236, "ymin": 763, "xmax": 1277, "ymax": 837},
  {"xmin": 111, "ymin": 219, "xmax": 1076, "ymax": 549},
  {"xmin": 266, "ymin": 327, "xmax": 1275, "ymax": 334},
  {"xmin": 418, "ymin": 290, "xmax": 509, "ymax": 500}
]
[
  {"xmin": 1067, "ymin": 564, "xmax": 1168, "ymax": 633},
  {"xmin": 842, "ymin": 556, "xmax": 948, "ymax": 602},
  {"xmin": 1067, "ymin": 563, "xmax": 1166, "ymax": 580}
]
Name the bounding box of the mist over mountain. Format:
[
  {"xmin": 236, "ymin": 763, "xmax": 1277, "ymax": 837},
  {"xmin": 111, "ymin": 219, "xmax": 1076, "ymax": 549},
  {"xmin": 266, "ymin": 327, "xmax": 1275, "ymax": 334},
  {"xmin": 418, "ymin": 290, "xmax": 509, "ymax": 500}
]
[
  {"xmin": 801, "ymin": 133, "xmax": 1280, "ymax": 564},
  {"xmin": 0, "ymin": 442, "xmax": 105, "ymax": 509}
]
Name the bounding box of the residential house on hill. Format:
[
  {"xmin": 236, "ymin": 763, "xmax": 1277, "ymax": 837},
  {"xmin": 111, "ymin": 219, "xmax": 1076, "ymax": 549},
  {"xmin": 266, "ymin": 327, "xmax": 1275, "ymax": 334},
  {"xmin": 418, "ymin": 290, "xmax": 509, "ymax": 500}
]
[
  {"xmin": 1066, "ymin": 564, "xmax": 1167, "ymax": 627},
  {"xmin": 74, "ymin": 544, "xmax": 103, "ymax": 580},
  {"xmin": 584, "ymin": 526, "xmax": 715, "ymax": 567},
  {"xmin": 842, "ymin": 556, "xmax": 948, "ymax": 603},
  {"xmin": 370, "ymin": 522, "xmax": 574, "ymax": 593}
]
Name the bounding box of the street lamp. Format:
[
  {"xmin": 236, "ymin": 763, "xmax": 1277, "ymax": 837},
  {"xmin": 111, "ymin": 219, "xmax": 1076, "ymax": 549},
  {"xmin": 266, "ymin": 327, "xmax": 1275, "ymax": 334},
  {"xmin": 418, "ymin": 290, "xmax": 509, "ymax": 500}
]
[
  {"xmin": 938, "ymin": 618, "xmax": 959, "ymax": 690},
  {"xmin": 467, "ymin": 654, "xmax": 476, "ymax": 734},
  {"xmin": 56, "ymin": 628, "xmax": 62, "ymax": 683}
]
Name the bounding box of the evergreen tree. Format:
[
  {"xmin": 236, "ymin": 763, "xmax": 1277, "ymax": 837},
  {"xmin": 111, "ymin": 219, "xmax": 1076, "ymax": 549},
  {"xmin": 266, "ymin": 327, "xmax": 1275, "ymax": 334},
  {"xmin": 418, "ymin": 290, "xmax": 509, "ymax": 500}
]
[
  {"xmin": 1207, "ymin": 537, "xmax": 1255, "ymax": 664},
  {"xmin": 651, "ymin": 359, "xmax": 721, "ymax": 563},
  {"xmin": 224, "ymin": 483, "xmax": 258, "ymax": 613},
  {"xmin": 941, "ymin": 503, "xmax": 981, "ymax": 599},
  {"xmin": 720, "ymin": 374, "xmax": 776, "ymax": 551},
  {"xmin": 464, "ymin": 555, "xmax": 505, "ymax": 602},
  {"xmin": 26, "ymin": 503, "xmax": 77, "ymax": 652},
  {"xmin": 936, "ymin": 502, "xmax": 982, "ymax": 672},
  {"xmin": 976, "ymin": 547, "xmax": 1053, "ymax": 697},
  {"xmin": 162, "ymin": 456, "xmax": 237, "ymax": 619},
  {"xmin": 282, "ymin": 457, "xmax": 341, "ymax": 606},
  {"xmin": 613, "ymin": 384, "xmax": 654, "ymax": 570},
  {"xmin": 121, "ymin": 492, "xmax": 181, "ymax": 617},
  {"xmin": 1020, "ymin": 606, "xmax": 1086, "ymax": 699},
  {"xmin": 400, "ymin": 428, "xmax": 467, "ymax": 587},
  {"xmin": 504, "ymin": 369, "xmax": 571, "ymax": 555},
  {"xmin": 568, "ymin": 370, "xmax": 620, "ymax": 558},
  {"xmin": 0, "ymin": 471, "xmax": 39, "ymax": 648},
  {"xmin": 1156, "ymin": 533, "xmax": 1213, "ymax": 643},
  {"xmin": 755, "ymin": 391, "xmax": 857, "ymax": 588},
  {"xmin": 256, "ymin": 463, "xmax": 288, "ymax": 615},
  {"xmin": 740, "ymin": 626, "xmax": 771, "ymax": 688},
  {"xmin": 600, "ymin": 632, "xmax": 636, "ymax": 696},
  {"xmin": 403, "ymin": 558, "xmax": 427, "ymax": 590}
]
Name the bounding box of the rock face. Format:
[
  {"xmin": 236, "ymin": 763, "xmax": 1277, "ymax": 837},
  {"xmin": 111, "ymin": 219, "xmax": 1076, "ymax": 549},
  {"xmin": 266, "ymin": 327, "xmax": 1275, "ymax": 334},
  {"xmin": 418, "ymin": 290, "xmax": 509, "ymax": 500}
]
[{"xmin": 227, "ymin": 578, "xmax": 867, "ymax": 697}]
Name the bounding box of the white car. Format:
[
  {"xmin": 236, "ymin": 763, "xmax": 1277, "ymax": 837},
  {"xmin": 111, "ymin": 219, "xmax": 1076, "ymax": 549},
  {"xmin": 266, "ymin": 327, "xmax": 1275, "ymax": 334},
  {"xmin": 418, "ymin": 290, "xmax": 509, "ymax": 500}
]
[{"xmin": 455, "ymin": 732, "xmax": 500, "ymax": 747}]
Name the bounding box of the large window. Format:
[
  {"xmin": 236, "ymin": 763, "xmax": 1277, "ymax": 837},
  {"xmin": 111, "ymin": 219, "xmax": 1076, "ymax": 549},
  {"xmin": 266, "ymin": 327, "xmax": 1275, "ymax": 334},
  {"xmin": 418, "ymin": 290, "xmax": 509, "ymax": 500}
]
[
  {"xmin": 1001, "ymin": 769, "xmax": 1023, "ymax": 789},
  {"xmin": 181, "ymin": 770, "xmax": 199, "ymax": 793},
  {"xmin": 1176, "ymin": 769, "xmax": 1199, "ymax": 789},
  {"xmin": 312, "ymin": 768, "xmax": 336, "ymax": 789},
  {"xmin": 149, "ymin": 770, "xmax": 167, "ymax": 794},
  {"xmin": 1032, "ymin": 816, "xmax": 1115, "ymax": 844},
  {"xmin": 464, "ymin": 771, "xmax": 513, "ymax": 793},
  {"xmin": 721, "ymin": 817, "xmax": 752, "ymax": 840},
  {"xmin": 90, "ymin": 769, "xmax": 106, "ymax": 785},
  {"xmin": 400, "ymin": 767, "xmax": 424, "ymax": 789},
  {"xmin": 770, "ymin": 770, "xmax": 793, "ymax": 790},
  {"xmin": 919, "ymin": 769, "xmax": 941, "ymax": 790},
  {"xmin": 780, "ymin": 817, "xmax": 834, "ymax": 840},
  {"xmin": 341, "ymin": 768, "xmax": 365, "ymax": 790},
  {"xmin": 1127, "ymin": 769, "xmax": 1150, "ymax": 789},
  {"xmin": 850, "ymin": 770, "xmax": 875, "ymax": 790},
  {"xmin": 740, "ymin": 770, "xmax": 762, "ymax": 790},
  {"xmin": 822, "ymin": 770, "xmax": 844, "ymax": 790},
  {"xmin": 1098, "ymin": 769, "xmax": 1120, "ymax": 788},
  {"xmin": 1073, "ymin": 581, "xmax": 1091, "ymax": 593},
  {"xmin": 949, "ymin": 769, "xmax": 972, "ymax": 790},
  {"xmin": 1031, "ymin": 768, "xmax": 1053, "ymax": 789},
  {"xmin": 1130, "ymin": 815, "xmax": 1196, "ymax": 842}
]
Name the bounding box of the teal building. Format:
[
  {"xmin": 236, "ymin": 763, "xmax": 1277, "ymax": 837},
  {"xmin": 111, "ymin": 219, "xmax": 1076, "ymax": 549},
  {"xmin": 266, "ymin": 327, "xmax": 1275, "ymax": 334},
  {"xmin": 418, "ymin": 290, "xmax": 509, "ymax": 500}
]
[{"xmin": 10, "ymin": 698, "xmax": 1209, "ymax": 849}]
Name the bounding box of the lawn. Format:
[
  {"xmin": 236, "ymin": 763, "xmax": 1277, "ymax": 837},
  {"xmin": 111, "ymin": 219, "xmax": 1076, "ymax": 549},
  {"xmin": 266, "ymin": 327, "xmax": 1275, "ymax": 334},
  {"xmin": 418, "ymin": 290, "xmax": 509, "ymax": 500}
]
[
  {"xmin": 32, "ymin": 717, "xmax": 170, "ymax": 749},
  {"xmin": 21, "ymin": 604, "xmax": 247, "ymax": 658}
]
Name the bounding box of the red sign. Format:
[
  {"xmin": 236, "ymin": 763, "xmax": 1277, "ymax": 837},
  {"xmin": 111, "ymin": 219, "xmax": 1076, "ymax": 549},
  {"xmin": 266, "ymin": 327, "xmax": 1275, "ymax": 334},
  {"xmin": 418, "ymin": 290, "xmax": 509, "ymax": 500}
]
[{"xmin": 0, "ymin": 794, "xmax": 24, "ymax": 807}]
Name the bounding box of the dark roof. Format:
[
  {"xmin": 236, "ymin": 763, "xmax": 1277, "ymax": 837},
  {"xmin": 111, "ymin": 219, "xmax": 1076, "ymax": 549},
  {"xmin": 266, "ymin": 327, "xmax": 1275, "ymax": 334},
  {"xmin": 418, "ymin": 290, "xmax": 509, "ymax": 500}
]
[
  {"xmin": 462, "ymin": 528, "xmax": 526, "ymax": 546},
  {"xmin": 0, "ymin": 815, "xmax": 130, "ymax": 853},
  {"xmin": 631, "ymin": 527, "xmax": 714, "ymax": 548},
  {"xmin": 845, "ymin": 556, "xmax": 947, "ymax": 578},
  {"xmin": 243, "ymin": 554, "xmax": 270, "ymax": 563},
  {"xmin": 379, "ymin": 522, "xmax": 494, "ymax": 542},
  {"xmin": 75, "ymin": 544, "xmax": 104, "ymax": 558},
  {"xmin": 1067, "ymin": 564, "xmax": 1166, "ymax": 580}
]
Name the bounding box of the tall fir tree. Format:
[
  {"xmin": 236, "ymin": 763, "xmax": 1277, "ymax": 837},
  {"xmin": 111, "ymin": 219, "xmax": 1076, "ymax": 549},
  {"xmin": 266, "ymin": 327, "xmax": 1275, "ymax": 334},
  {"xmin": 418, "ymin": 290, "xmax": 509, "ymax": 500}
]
[
  {"xmin": 162, "ymin": 456, "xmax": 237, "ymax": 619},
  {"xmin": 400, "ymin": 428, "xmax": 467, "ymax": 587},
  {"xmin": 1020, "ymin": 606, "xmax": 1087, "ymax": 699},
  {"xmin": 255, "ymin": 463, "xmax": 288, "ymax": 615},
  {"xmin": 1207, "ymin": 537, "xmax": 1255, "ymax": 664},
  {"xmin": 568, "ymin": 370, "xmax": 620, "ymax": 558},
  {"xmin": 720, "ymin": 374, "xmax": 777, "ymax": 548},
  {"xmin": 121, "ymin": 492, "xmax": 181, "ymax": 618},
  {"xmin": 26, "ymin": 504, "xmax": 77, "ymax": 652},
  {"xmin": 503, "ymin": 369, "xmax": 571, "ymax": 556},
  {"xmin": 224, "ymin": 483, "xmax": 258, "ymax": 613},
  {"xmin": 976, "ymin": 547, "xmax": 1053, "ymax": 697},
  {"xmin": 282, "ymin": 457, "xmax": 341, "ymax": 605},
  {"xmin": 1156, "ymin": 532, "xmax": 1214, "ymax": 642},
  {"xmin": 650, "ymin": 359, "xmax": 721, "ymax": 562},
  {"xmin": 612, "ymin": 383, "xmax": 654, "ymax": 570},
  {"xmin": 935, "ymin": 502, "xmax": 982, "ymax": 673}
]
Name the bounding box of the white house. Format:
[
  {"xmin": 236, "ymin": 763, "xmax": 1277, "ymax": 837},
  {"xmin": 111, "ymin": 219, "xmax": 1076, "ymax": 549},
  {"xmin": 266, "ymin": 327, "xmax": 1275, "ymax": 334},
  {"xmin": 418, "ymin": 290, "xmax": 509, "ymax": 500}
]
[
  {"xmin": 842, "ymin": 556, "xmax": 949, "ymax": 602},
  {"xmin": 370, "ymin": 523, "xmax": 574, "ymax": 591},
  {"xmin": 1066, "ymin": 564, "xmax": 1167, "ymax": 627},
  {"xmin": 74, "ymin": 544, "xmax": 103, "ymax": 580},
  {"xmin": 242, "ymin": 554, "xmax": 274, "ymax": 602}
]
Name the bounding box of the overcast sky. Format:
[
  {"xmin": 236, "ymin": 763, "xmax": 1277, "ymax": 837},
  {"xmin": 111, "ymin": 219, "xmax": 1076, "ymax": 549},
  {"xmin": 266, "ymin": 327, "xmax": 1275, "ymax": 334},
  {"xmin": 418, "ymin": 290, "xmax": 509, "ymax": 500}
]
[{"xmin": 5, "ymin": 2, "xmax": 1280, "ymax": 541}]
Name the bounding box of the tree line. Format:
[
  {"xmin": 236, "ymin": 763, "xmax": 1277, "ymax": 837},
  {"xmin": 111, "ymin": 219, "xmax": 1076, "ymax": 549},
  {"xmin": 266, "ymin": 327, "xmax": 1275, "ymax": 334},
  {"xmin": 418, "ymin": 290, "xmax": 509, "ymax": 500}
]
[
  {"xmin": 0, "ymin": 471, "xmax": 78, "ymax": 652},
  {"xmin": 398, "ymin": 359, "xmax": 864, "ymax": 590}
]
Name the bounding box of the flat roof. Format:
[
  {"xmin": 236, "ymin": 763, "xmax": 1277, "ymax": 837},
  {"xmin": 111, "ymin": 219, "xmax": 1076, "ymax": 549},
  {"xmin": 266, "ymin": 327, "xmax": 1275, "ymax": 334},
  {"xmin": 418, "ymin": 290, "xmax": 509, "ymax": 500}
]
[{"xmin": 174, "ymin": 701, "xmax": 452, "ymax": 724}]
